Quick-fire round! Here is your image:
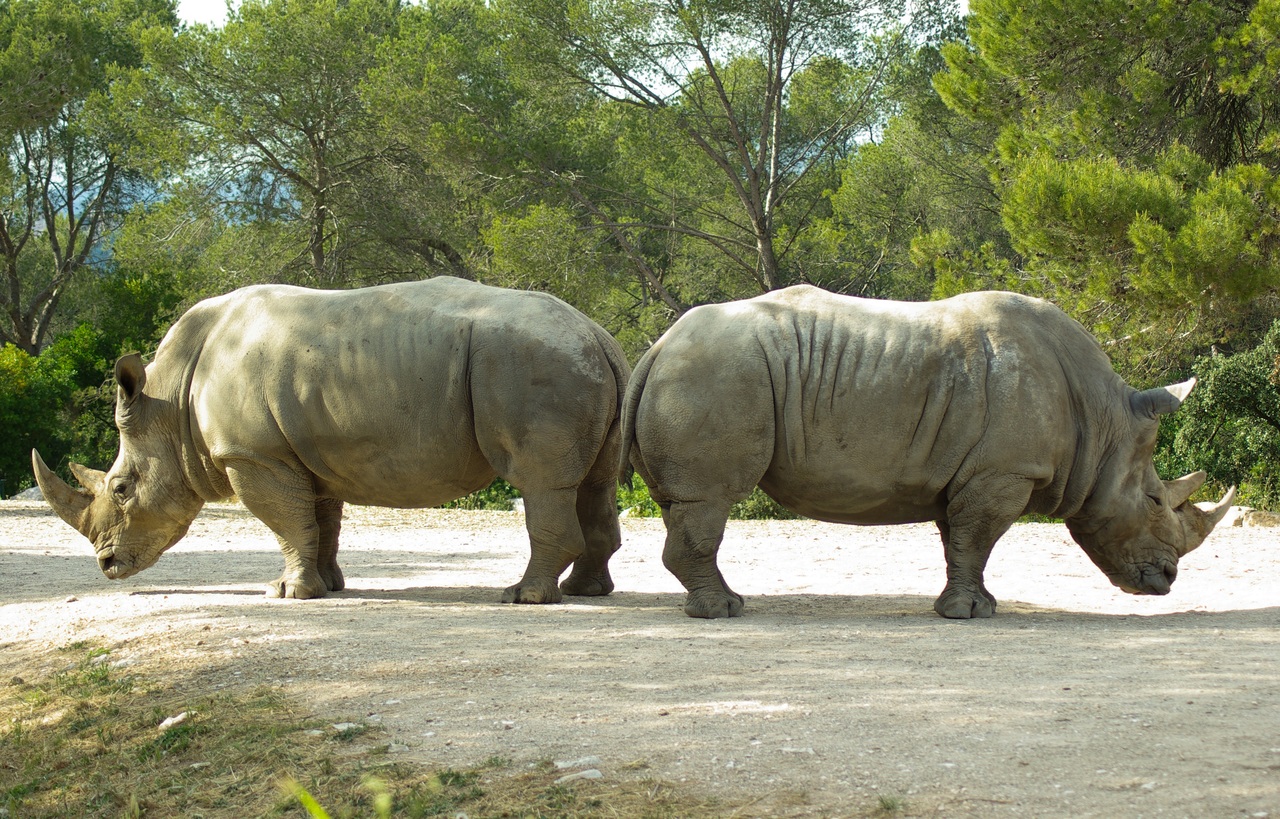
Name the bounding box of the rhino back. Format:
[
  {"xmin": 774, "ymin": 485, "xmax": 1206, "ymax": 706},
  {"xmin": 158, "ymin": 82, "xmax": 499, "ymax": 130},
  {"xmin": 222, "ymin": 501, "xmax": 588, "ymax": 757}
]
[{"xmin": 163, "ymin": 278, "xmax": 617, "ymax": 507}]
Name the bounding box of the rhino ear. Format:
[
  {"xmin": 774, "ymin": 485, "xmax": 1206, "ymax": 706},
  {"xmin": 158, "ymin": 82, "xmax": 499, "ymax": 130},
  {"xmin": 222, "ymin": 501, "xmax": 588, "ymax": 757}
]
[
  {"xmin": 1130, "ymin": 377, "xmax": 1196, "ymax": 420},
  {"xmin": 115, "ymin": 354, "xmax": 147, "ymax": 408}
]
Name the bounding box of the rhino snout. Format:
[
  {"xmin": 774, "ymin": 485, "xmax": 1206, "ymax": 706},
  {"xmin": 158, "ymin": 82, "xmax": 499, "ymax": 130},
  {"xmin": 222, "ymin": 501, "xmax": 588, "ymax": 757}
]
[
  {"xmin": 97, "ymin": 545, "xmax": 124, "ymax": 579},
  {"xmin": 1115, "ymin": 562, "xmax": 1176, "ymax": 595}
]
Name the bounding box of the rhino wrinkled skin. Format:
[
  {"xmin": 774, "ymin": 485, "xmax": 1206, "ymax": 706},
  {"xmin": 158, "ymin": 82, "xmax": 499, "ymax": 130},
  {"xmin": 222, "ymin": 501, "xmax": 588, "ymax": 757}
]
[
  {"xmin": 34, "ymin": 277, "xmax": 630, "ymax": 603},
  {"xmin": 620, "ymin": 285, "xmax": 1236, "ymax": 619}
]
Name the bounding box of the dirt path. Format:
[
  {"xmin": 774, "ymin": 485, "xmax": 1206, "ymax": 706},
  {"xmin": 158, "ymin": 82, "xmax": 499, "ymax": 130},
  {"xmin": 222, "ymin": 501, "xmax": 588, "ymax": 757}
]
[{"xmin": 2, "ymin": 500, "xmax": 1278, "ymax": 817}]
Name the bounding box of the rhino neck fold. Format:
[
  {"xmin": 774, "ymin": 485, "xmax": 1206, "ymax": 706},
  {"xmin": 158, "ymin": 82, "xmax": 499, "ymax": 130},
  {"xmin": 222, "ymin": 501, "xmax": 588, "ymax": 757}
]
[{"xmin": 151, "ymin": 332, "xmax": 235, "ymax": 503}]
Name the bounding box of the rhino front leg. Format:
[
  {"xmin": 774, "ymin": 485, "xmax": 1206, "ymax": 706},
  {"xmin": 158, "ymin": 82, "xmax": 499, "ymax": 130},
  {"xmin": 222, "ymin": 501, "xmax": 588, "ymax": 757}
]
[
  {"xmin": 316, "ymin": 498, "xmax": 345, "ymax": 592},
  {"xmin": 559, "ymin": 477, "xmax": 621, "ymax": 597},
  {"xmin": 933, "ymin": 476, "xmax": 1032, "ymax": 619},
  {"xmin": 503, "ymin": 486, "xmax": 582, "ymax": 604},
  {"xmin": 225, "ymin": 461, "xmax": 328, "ymax": 599},
  {"xmin": 662, "ymin": 499, "xmax": 743, "ymax": 618}
]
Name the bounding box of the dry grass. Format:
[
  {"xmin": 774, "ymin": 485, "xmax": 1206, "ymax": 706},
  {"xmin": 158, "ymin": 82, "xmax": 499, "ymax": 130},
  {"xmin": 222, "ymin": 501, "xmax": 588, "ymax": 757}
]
[{"xmin": 0, "ymin": 642, "xmax": 734, "ymax": 818}]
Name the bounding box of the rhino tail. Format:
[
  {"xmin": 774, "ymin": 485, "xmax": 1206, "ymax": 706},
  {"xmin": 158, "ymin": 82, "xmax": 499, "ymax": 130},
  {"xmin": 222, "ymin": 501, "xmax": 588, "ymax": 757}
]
[{"xmin": 618, "ymin": 341, "xmax": 662, "ymax": 483}]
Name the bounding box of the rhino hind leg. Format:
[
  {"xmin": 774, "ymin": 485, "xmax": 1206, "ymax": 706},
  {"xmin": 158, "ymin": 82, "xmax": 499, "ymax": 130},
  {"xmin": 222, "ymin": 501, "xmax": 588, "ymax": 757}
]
[
  {"xmin": 559, "ymin": 478, "xmax": 621, "ymax": 597},
  {"xmin": 661, "ymin": 499, "xmax": 744, "ymax": 618},
  {"xmin": 502, "ymin": 486, "xmax": 583, "ymax": 604},
  {"xmin": 316, "ymin": 498, "xmax": 345, "ymax": 592}
]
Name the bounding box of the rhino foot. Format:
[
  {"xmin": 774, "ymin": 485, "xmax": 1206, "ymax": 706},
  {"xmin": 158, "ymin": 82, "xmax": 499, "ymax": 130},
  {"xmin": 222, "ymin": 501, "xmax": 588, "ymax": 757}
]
[
  {"xmin": 559, "ymin": 569, "xmax": 614, "ymax": 597},
  {"xmin": 320, "ymin": 562, "xmax": 345, "ymax": 593},
  {"xmin": 502, "ymin": 577, "xmax": 564, "ymax": 604},
  {"xmin": 684, "ymin": 588, "xmax": 745, "ymax": 619},
  {"xmin": 934, "ymin": 586, "xmax": 997, "ymax": 619},
  {"xmin": 268, "ymin": 569, "xmax": 328, "ymax": 600}
]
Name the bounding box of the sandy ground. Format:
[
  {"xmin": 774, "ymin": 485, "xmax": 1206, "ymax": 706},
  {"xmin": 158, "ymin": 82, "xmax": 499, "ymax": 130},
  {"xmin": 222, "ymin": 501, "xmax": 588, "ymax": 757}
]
[{"xmin": 1, "ymin": 499, "xmax": 1278, "ymax": 817}]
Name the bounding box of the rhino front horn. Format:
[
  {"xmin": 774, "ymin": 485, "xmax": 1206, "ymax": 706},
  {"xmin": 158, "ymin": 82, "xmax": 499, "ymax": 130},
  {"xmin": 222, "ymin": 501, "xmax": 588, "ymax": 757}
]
[
  {"xmin": 31, "ymin": 449, "xmax": 94, "ymax": 535},
  {"xmin": 1179, "ymin": 485, "xmax": 1238, "ymax": 557}
]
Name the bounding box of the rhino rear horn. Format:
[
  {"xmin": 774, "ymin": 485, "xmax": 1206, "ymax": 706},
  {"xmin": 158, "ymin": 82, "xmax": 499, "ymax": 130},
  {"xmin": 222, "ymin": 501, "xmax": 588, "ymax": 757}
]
[
  {"xmin": 1165, "ymin": 470, "xmax": 1207, "ymax": 508},
  {"xmin": 32, "ymin": 449, "xmax": 94, "ymax": 535},
  {"xmin": 1131, "ymin": 377, "xmax": 1196, "ymax": 420},
  {"xmin": 1178, "ymin": 485, "xmax": 1238, "ymax": 557}
]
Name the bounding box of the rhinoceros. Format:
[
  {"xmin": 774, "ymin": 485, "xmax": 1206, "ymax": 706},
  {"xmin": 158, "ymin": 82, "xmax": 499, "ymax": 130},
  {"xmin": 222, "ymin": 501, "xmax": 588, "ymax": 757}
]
[
  {"xmin": 620, "ymin": 285, "xmax": 1236, "ymax": 619},
  {"xmin": 33, "ymin": 277, "xmax": 630, "ymax": 602}
]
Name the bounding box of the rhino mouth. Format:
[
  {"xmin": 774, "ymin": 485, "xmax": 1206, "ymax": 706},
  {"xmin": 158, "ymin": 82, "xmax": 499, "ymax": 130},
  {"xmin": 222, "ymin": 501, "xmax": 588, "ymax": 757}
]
[
  {"xmin": 96, "ymin": 544, "xmax": 133, "ymax": 580},
  {"xmin": 1112, "ymin": 562, "xmax": 1177, "ymax": 596}
]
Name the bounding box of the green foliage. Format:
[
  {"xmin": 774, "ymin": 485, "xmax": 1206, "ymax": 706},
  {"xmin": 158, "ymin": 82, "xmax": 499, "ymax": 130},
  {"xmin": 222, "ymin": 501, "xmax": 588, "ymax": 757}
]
[
  {"xmin": 444, "ymin": 478, "xmax": 522, "ymax": 511},
  {"xmin": 934, "ymin": 0, "xmax": 1280, "ymax": 378},
  {"xmin": 1160, "ymin": 322, "xmax": 1280, "ymax": 508},
  {"xmin": 0, "ymin": 324, "xmax": 112, "ymax": 494},
  {"xmin": 730, "ymin": 489, "xmax": 800, "ymax": 521}
]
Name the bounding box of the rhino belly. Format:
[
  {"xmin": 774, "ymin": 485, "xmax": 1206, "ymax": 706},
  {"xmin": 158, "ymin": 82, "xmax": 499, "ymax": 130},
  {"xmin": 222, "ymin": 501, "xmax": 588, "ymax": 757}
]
[{"xmin": 759, "ymin": 469, "xmax": 948, "ymax": 525}]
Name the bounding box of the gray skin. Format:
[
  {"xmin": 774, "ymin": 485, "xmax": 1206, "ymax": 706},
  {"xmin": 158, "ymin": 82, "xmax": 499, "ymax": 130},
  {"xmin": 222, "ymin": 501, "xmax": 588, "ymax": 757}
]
[
  {"xmin": 620, "ymin": 285, "xmax": 1236, "ymax": 620},
  {"xmin": 34, "ymin": 277, "xmax": 630, "ymax": 602}
]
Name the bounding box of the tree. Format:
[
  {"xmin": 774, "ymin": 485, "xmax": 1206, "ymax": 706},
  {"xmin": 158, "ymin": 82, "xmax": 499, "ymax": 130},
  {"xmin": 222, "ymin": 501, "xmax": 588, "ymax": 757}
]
[
  {"xmin": 812, "ymin": 18, "xmax": 1007, "ymax": 301},
  {"xmin": 141, "ymin": 0, "xmax": 425, "ymax": 287},
  {"xmin": 501, "ymin": 0, "xmax": 940, "ymax": 300},
  {"xmin": 0, "ymin": 0, "xmax": 176, "ymax": 353},
  {"xmin": 933, "ymin": 0, "xmax": 1280, "ymax": 378}
]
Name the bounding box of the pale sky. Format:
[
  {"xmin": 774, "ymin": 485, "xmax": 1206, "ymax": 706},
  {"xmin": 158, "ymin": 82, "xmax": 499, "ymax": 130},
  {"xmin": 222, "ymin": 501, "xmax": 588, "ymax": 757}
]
[{"xmin": 177, "ymin": 0, "xmax": 231, "ymax": 26}]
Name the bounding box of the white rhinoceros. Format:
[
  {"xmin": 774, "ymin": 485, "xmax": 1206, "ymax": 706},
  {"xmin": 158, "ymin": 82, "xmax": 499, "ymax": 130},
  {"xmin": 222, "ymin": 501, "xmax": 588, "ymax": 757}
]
[
  {"xmin": 34, "ymin": 277, "xmax": 630, "ymax": 602},
  {"xmin": 620, "ymin": 285, "xmax": 1236, "ymax": 619}
]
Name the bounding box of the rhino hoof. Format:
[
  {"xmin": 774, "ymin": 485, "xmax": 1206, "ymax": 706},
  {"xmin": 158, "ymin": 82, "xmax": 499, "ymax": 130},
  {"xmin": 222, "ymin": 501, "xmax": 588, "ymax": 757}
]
[
  {"xmin": 268, "ymin": 571, "xmax": 327, "ymax": 600},
  {"xmin": 684, "ymin": 589, "xmax": 745, "ymax": 619},
  {"xmin": 934, "ymin": 588, "xmax": 996, "ymax": 619},
  {"xmin": 560, "ymin": 571, "xmax": 614, "ymax": 597},
  {"xmin": 502, "ymin": 578, "xmax": 564, "ymax": 604},
  {"xmin": 321, "ymin": 563, "xmax": 345, "ymax": 592}
]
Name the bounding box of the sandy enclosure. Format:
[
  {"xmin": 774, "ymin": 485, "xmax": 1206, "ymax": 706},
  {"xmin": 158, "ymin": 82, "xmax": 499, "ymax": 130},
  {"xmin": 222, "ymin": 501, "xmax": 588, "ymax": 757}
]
[{"xmin": 2, "ymin": 499, "xmax": 1278, "ymax": 817}]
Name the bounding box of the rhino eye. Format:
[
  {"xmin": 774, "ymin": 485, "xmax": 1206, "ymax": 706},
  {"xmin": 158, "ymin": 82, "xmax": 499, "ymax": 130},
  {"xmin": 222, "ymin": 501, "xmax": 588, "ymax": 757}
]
[
  {"xmin": 110, "ymin": 480, "xmax": 132, "ymax": 502},
  {"xmin": 1147, "ymin": 493, "xmax": 1164, "ymax": 508}
]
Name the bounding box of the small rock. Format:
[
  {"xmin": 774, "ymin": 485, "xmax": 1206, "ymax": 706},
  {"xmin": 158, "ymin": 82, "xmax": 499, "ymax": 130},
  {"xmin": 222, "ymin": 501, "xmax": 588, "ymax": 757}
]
[
  {"xmin": 305, "ymin": 729, "xmax": 325, "ymax": 737},
  {"xmin": 780, "ymin": 747, "xmax": 815, "ymax": 755},
  {"xmin": 64, "ymin": 595, "xmax": 77, "ymax": 603},
  {"xmin": 384, "ymin": 699, "xmax": 402, "ymax": 706},
  {"xmin": 9, "ymin": 676, "xmax": 24, "ymax": 686},
  {"xmin": 555, "ymin": 755, "xmax": 603, "ymax": 769},
  {"xmin": 332, "ymin": 722, "xmax": 361, "ymax": 732},
  {"xmin": 501, "ymin": 720, "xmax": 515, "ymax": 730},
  {"xmin": 387, "ymin": 743, "xmax": 410, "ymax": 753},
  {"xmin": 189, "ymin": 762, "xmax": 211, "ymax": 770},
  {"xmin": 554, "ymin": 769, "xmax": 603, "ymax": 785},
  {"xmin": 111, "ymin": 659, "xmax": 134, "ymax": 669}
]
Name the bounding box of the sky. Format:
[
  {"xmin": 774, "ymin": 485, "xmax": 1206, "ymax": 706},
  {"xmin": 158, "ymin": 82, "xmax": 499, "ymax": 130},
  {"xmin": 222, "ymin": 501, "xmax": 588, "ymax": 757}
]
[
  {"xmin": 177, "ymin": 0, "xmax": 230, "ymax": 26},
  {"xmin": 178, "ymin": 0, "xmax": 968, "ymax": 29}
]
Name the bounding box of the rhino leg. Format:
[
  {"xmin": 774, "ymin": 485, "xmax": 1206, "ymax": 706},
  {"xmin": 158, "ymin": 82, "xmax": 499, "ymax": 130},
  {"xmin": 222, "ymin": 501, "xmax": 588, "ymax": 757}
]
[
  {"xmin": 559, "ymin": 477, "xmax": 621, "ymax": 597},
  {"xmin": 316, "ymin": 498, "xmax": 345, "ymax": 593},
  {"xmin": 933, "ymin": 475, "xmax": 1031, "ymax": 619},
  {"xmin": 661, "ymin": 499, "xmax": 744, "ymax": 618},
  {"xmin": 226, "ymin": 461, "xmax": 328, "ymax": 599},
  {"xmin": 502, "ymin": 486, "xmax": 582, "ymax": 604}
]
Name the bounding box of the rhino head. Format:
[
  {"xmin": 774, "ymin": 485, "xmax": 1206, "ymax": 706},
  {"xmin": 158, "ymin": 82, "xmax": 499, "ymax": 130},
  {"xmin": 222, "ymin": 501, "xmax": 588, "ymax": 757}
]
[
  {"xmin": 1065, "ymin": 378, "xmax": 1235, "ymax": 595},
  {"xmin": 32, "ymin": 354, "xmax": 204, "ymax": 580}
]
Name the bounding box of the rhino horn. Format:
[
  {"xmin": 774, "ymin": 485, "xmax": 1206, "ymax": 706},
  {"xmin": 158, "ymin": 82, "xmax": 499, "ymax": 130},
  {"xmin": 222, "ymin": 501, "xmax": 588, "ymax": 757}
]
[
  {"xmin": 1178, "ymin": 485, "xmax": 1237, "ymax": 557},
  {"xmin": 1165, "ymin": 470, "xmax": 1207, "ymax": 508},
  {"xmin": 31, "ymin": 449, "xmax": 94, "ymax": 535},
  {"xmin": 1130, "ymin": 377, "xmax": 1196, "ymax": 420}
]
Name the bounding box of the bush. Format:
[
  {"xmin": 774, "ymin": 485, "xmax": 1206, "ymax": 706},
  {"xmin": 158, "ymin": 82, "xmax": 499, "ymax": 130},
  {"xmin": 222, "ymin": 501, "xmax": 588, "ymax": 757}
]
[
  {"xmin": 0, "ymin": 325, "xmax": 115, "ymax": 495},
  {"xmin": 1158, "ymin": 320, "xmax": 1280, "ymax": 509}
]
